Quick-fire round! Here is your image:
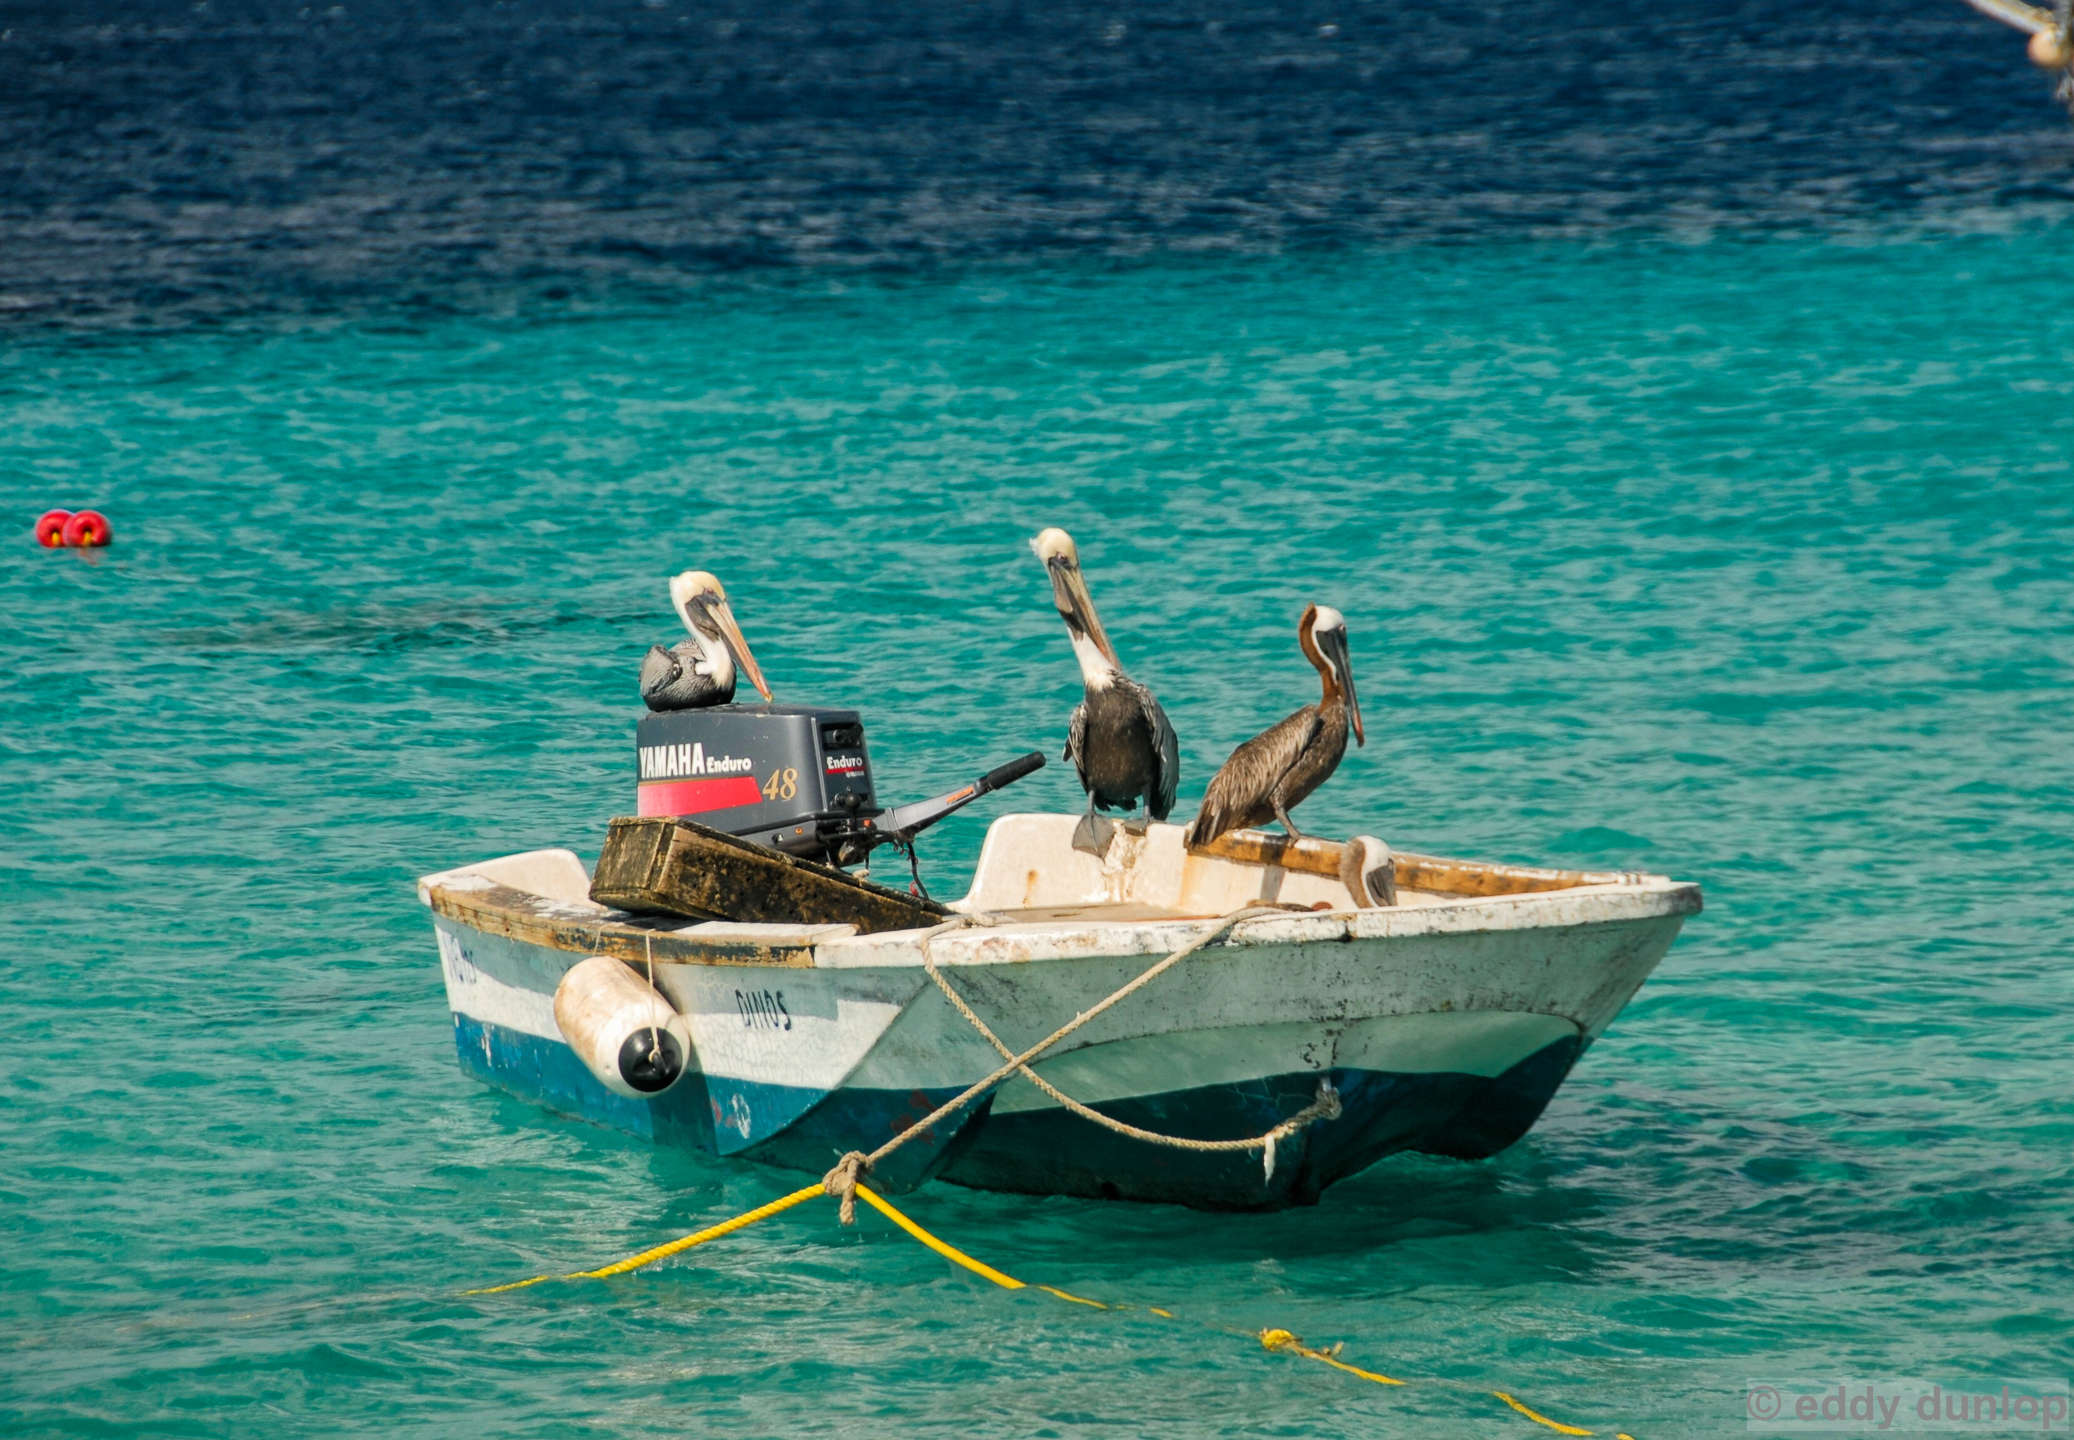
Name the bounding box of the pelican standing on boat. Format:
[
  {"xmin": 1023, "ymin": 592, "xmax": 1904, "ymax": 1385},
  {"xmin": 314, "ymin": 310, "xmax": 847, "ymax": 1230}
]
[
  {"xmin": 1031, "ymin": 528, "xmax": 1179, "ymax": 854},
  {"xmin": 1185, "ymin": 604, "xmax": 1363, "ymax": 848},
  {"xmin": 638, "ymin": 571, "xmax": 774, "ymax": 711}
]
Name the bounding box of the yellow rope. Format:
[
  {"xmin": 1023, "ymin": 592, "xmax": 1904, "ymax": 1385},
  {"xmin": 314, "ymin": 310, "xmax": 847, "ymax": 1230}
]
[
  {"xmin": 462, "ymin": 1183, "xmax": 824, "ymax": 1295},
  {"xmin": 855, "ymin": 1184, "xmax": 1109, "ymax": 1308},
  {"xmin": 1492, "ymin": 1390, "xmax": 1597, "ymax": 1435},
  {"xmin": 1259, "ymin": 1327, "xmax": 1404, "ymax": 1385},
  {"xmin": 853, "ymin": 1183, "xmax": 1024, "ymax": 1291},
  {"xmin": 468, "ymin": 1181, "xmax": 1634, "ymax": 1437}
]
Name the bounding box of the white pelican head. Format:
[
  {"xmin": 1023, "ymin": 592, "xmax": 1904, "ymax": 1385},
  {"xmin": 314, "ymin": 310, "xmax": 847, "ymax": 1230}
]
[
  {"xmin": 1032, "ymin": 527, "xmax": 1123, "ymax": 686},
  {"xmin": 667, "ymin": 570, "xmax": 773, "ymax": 704}
]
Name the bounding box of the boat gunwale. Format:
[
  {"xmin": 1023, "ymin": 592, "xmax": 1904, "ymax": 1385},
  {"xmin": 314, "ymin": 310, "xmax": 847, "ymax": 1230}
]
[
  {"xmin": 421, "ymin": 874, "xmax": 828, "ymax": 969},
  {"xmin": 420, "ymin": 852, "xmax": 1701, "ymax": 972},
  {"xmin": 1192, "ymin": 829, "xmax": 1664, "ymax": 898}
]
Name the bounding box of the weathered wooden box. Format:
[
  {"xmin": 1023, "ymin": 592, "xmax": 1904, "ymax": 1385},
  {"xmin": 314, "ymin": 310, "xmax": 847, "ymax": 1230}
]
[{"xmin": 589, "ymin": 815, "xmax": 947, "ymax": 934}]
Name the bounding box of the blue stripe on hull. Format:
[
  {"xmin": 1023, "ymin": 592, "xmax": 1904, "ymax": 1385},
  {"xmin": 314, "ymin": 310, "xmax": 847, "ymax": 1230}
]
[
  {"xmin": 452, "ymin": 1013, "xmax": 1583, "ymax": 1210},
  {"xmin": 942, "ymin": 1036, "xmax": 1585, "ymax": 1210},
  {"xmin": 450, "ymin": 1014, "xmax": 982, "ymax": 1193}
]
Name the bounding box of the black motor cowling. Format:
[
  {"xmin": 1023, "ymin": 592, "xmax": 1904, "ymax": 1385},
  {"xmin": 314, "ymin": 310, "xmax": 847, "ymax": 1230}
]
[
  {"xmin": 635, "ymin": 704, "xmax": 880, "ymax": 859},
  {"xmin": 634, "ymin": 704, "xmax": 1044, "ymax": 867}
]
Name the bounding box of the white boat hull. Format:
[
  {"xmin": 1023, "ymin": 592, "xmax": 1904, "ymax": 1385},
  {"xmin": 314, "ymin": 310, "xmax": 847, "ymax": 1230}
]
[{"xmin": 421, "ymin": 816, "xmax": 1698, "ymax": 1209}]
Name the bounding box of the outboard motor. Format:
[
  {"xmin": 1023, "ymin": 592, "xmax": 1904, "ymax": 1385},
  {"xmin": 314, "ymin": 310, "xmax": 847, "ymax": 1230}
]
[{"xmin": 634, "ymin": 704, "xmax": 1042, "ymax": 870}]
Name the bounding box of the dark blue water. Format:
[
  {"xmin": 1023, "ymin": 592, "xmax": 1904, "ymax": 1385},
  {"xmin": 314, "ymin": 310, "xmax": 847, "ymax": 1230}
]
[
  {"xmin": 3, "ymin": 0, "xmax": 2071, "ymax": 327},
  {"xmin": 5, "ymin": 5, "xmax": 2073, "ymax": 1437}
]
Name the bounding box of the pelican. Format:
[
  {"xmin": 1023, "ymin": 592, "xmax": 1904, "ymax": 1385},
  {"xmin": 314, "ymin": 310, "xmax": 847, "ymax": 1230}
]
[
  {"xmin": 638, "ymin": 571, "xmax": 773, "ymax": 711},
  {"xmin": 1184, "ymin": 604, "xmax": 1363, "ymax": 849},
  {"xmin": 1032, "ymin": 527, "xmax": 1179, "ymax": 854}
]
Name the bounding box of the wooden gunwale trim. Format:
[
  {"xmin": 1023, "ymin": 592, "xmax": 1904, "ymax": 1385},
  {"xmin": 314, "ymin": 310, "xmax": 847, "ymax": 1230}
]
[
  {"xmin": 425, "ymin": 881, "xmax": 819, "ymax": 969},
  {"xmin": 1393, "ymin": 851, "xmax": 1649, "ymax": 897},
  {"xmin": 1194, "ymin": 829, "xmax": 1657, "ymax": 897}
]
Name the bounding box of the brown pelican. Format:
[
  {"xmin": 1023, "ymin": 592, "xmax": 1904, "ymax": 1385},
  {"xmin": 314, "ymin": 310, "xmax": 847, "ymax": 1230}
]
[
  {"xmin": 1185, "ymin": 604, "xmax": 1363, "ymax": 849},
  {"xmin": 638, "ymin": 571, "xmax": 773, "ymax": 711},
  {"xmin": 1032, "ymin": 528, "xmax": 1179, "ymax": 854}
]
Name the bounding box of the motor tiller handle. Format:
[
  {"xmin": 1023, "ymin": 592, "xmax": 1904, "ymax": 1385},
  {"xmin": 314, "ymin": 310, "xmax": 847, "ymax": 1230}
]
[{"xmin": 977, "ymin": 751, "xmax": 1046, "ymax": 795}]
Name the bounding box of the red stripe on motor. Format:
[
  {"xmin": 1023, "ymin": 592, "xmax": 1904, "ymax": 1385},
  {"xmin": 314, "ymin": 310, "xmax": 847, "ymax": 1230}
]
[{"xmin": 637, "ymin": 776, "xmax": 765, "ymax": 817}]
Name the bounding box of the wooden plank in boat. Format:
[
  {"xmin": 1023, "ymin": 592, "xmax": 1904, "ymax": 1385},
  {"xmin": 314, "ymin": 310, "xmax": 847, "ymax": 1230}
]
[
  {"xmin": 590, "ymin": 815, "xmax": 950, "ymax": 935},
  {"xmin": 1394, "ymin": 851, "xmax": 1645, "ymax": 897},
  {"xmin": 1193, "ymin": 830, "xmax": 1643, "ymax": 897}
]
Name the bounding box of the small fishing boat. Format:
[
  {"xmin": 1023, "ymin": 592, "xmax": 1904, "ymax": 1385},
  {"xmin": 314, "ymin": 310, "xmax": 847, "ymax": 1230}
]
[{"xmin": 420, "ymin": 814, "xmax": 1699, "ymax": 1210}]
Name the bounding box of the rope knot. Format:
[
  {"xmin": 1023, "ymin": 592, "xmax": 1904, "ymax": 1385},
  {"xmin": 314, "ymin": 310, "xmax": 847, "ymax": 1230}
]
[
  {"xmin": 822, "ymin": 1150, "xmax": 871, "ymax": 1226},
  {"xmin": 1315, "ymin": 1081, "xmax": 1343, "ymax": 1122}
]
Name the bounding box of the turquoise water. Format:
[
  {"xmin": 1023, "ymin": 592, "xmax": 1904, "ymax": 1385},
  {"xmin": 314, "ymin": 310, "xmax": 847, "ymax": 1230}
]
[{"xmin": 6, "ymin": 231, "xmax": 2073, "ymax": 1436}]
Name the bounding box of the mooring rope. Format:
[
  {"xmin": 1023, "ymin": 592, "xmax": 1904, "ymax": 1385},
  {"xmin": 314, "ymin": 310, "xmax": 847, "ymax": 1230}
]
[
  {"xmin": 466, "ymin": 1179, "xmax": 1636, "ymax": 1437},
  {"xmin": 817, "ymin": 903, "xmax": 1293, "ymax": 1219},
  {"xmin": 1258, "ymin": 1327, "xmax": 1405, "ymax": 1386},
  {"xmin": 461, "ymin": 1183, "xmax": 825, "ymax": 1295},
  {"xmin": 921, "ymin": 933, "xmax": 1341, "ymax": 1172}
]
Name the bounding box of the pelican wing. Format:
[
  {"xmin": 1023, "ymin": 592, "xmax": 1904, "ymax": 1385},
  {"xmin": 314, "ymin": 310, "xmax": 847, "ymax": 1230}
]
[
  {"xmin": 1185, "ymin": 706, "xmax": 1321, "ymax": 848},
  {"xmin": 1138, "ymin": 686, "xmax": 1180, "ymax": 823},
  {"xmin": 639, "ymin": 643, "xmax": 686, "ymax": 705},
  {"xmin": 1064, "ymin": 699, "xmax": 1091, "ymax": 790},
  {"xmin": 641, "ymin": 639, "xmax": 722, "ymax": 711},
  {"xmin": 1960, "ymin": 0, "xmax": 2052, "ymax": 33}
]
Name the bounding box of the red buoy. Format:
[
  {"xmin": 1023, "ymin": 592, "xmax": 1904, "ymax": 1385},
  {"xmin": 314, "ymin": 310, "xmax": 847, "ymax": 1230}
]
[
  {"xmin": 35, "ymin": 509, "xmax": 72, "ymax": 547},
  {"xmin": 62, "ymin": 510, "xmax": 112, "ymax": 547}
]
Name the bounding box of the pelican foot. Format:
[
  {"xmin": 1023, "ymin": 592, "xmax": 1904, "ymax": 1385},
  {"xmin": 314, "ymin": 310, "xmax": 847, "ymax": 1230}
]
[
  {"xmin": 1072, "ymin": 811, "xmax": 1117, "ymax": 856},
  {"xmin": 1120, "ymin": 816, "xmax": 1151, "ymax": 837}
]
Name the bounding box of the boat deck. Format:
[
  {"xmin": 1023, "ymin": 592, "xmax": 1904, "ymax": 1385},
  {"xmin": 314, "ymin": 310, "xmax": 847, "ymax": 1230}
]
[
  {"xmin": 985, "ymin": 891, "xmax": 1466, "ymax": 925},
  {"xmin": 420, "ymin": 815, "xmax": 1695, "ymax": 974}
]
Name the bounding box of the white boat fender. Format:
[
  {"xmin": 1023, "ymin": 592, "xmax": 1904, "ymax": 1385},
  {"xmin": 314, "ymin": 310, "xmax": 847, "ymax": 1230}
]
[
  {"xmin": 552, "ymin": 954, "xmax": 694, "ymax": 1098},
  {"xmin": 1340, "ymin": 835, "xmax": 1397, "ymax": 908}
]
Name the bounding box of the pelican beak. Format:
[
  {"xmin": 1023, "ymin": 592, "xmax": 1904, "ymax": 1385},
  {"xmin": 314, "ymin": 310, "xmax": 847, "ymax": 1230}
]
[
  {"xmin": 1043, "ymin": 554, "xmax": 1121, "ymax": 668},
  {"xmin": 711, "ymin": 597, "xmax": 773, "ymax": 704},
  {"xmin": 1328, "ymin": 627, "xmax": 1363, "ymax": 746}
]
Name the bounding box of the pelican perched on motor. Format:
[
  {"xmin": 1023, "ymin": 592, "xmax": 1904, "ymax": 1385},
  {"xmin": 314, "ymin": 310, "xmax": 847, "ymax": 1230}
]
[
  {"xmin": 1185, "ymin": 604, "xmax": 1362, "ymax": 849},
  {"xmin": 1032, "ymin": 527, "xmax": 1179, "ymax": 854},
  {"xmin": 638, "ymin": 571, "xmax": 773, "ymax": 711}
]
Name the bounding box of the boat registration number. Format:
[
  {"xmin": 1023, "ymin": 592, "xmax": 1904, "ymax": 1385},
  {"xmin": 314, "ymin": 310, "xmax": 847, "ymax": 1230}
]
[{"xmin": 735, "ymin": 988, "xmax": 793, "ymax": 1031}]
